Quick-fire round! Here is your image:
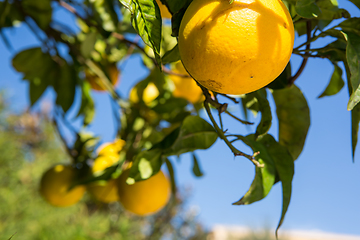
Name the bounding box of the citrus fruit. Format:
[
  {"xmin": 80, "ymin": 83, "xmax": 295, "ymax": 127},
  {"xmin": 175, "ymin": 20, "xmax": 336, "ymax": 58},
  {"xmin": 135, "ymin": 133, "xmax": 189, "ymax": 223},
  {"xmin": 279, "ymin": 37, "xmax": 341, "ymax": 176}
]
[
  {"xmin": 40, "ymin": 164, "xmax": 85, "ymax": 207},
  {"xmin": 156, "ymin": 0, "xmax": 172, "ymax": 19},
  {"xmin": 129, "ymin": 82, "xmax": 160, "ymax": 106},
  {"xmin": 178, "ymin": 0, "xmax": 295, "ymax": 95},
  {"xmin": 86, "ymin": 64, "xmax": 120, "ymax": 91},
  {"xmin": 88, "ymin": 155, "xmax": 120, "ymax": 203},
  {"xmin": 170, "ymin": 61, "xmax": 204, "ymax": 104},
  {"xmin": 116, "ymin": 169, "xmax": 171, "ymax": 216},
  {"xmin": 97, "ymin": 138, "xmax": 125, "ymax": 159}
]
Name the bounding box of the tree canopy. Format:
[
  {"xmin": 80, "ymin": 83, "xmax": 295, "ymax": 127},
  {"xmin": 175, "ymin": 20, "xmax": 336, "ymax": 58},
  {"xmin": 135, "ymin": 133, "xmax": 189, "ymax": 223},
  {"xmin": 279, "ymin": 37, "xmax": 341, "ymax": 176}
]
[{"xmin": 1, "ymin": 0, "xmax": 360, "ymax": 236}]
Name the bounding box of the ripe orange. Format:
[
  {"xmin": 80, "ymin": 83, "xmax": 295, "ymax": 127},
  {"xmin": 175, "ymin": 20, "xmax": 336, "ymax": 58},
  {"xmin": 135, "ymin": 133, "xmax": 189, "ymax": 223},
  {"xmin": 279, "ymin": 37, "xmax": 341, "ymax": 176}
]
[
  {"xmin": 116, "ymin": 169, "xmax": 171, "ymax": 216},
  {"xmin": 88, "ymin": 139, "xmax": 125, "ymax": 203},
  {"xmin": 87, "ymin": 155, "xmax": 120, "ymax": 203},
  {"xmin": 86, "ymin": 64, "xmax": 120, "ymax": 91},
  {"xmin": 40, "ymin": 164, "xmax": 85, "ymax": 207},
  {"xmin": 170, "ymin": 61, "xmax": 204, "ymax": 104},
  {"xmin": 129, "ymin": 82, "xmax": 160, "ymax": 106},
  {"xmin": 178, "ymin": 0, "xmax": 294, "ymax": 95}
]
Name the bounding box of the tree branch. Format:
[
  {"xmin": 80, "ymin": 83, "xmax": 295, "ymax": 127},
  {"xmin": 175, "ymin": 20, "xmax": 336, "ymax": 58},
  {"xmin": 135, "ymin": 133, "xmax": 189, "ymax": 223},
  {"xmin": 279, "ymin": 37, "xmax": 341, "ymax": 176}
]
[{"xmin": 288, "ymin": 21, "xmax": 312, "ymax": 86}]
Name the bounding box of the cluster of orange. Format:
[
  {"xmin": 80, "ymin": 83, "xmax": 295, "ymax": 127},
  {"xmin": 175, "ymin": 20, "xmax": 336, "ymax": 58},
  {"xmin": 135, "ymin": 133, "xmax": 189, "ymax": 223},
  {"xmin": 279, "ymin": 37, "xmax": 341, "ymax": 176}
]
[{"xmin": 39, "ymin": 139, "xmax": 171, "ymax": 216}]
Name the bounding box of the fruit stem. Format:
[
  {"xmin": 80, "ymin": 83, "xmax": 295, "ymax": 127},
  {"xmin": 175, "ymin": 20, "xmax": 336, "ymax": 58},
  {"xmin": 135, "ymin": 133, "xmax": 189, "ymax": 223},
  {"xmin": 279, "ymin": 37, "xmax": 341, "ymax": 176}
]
[{"xmin": 202, "ymin": 89, "xmax": 263, "ymax": 168}]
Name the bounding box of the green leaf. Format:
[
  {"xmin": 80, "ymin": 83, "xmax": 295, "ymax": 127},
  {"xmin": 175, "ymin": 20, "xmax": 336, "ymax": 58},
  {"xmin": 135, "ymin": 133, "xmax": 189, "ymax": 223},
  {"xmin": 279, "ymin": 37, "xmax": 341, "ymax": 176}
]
[
  {"xmin": 318, "ymin": 63, "xmax": 344, "ymax": 98},
  {"xmin": 165, "ymin": 158, "xmax": 177, "ymax": 195},
  {"xmin": 152, "ymin": 97, "xmax": 188, "ymax": 114},
  {"xmin": 345, "ymin": 31, "xmax": 360, "ymax": 110},
  {"xmin": 127, "ymin": 148, "xmax": 163, "ymax": 182},
  {"xmin": 316, "ymin": 0, "xmax": 350, "ymax": 20},
  {"xmin": 81, "ymin": 32, "xmax": 98, "ymax": 58},
  {"xmin": 154, "ymin": 115, "xmax": 218, "ymax": 156},
  {"xmin": 295, "ymin": 0, "xmax": 321, "ymax": 18},
  {"xmin": 234, "ymin": 134, "xmax": 294, "ymax": 236},
  {"xmin": 253, "ymin": 90, "xmax": 272, "ymax": 139},
  {"xmin": 0, "ymin": 1, "xmax": 23, "ymax": 28},
  {"xmin": 167, "ymin": 0, "xmax": 193, "ymax": 37},
  {"xmin": 54, "ymin": 63, "xmax": 77, "ymax": 113},
  {"xmin": 22, "ymin": 0, "xmax": 52, "ymax": 29},
  {"xmin": 192, "ymin": 153, "xmax": 204, "ymax": 177},
  {"xmin": 233, "ymin": 134, "xmax": 276, "ymax": 205},
  {"xmin": 12, "ymin": 48, "xmax": 59, "ymax": 106},
  {"xmin": 272, "ymin": 85, "xmax": 310, "ymax": 160},
  {"xmin": 119, "ymin": 0, "xmax": 162, "ymax": 64},
  {"xmin": 162, "ymin": 44, "xmax": 180, "ymax": 64},
  {"xmin": 347, "ymin": 0, "xmax": 360, "ymax": 9},
  {"xmin": 76, "ymin": 81, "xmax": 95, "ymax": 125},
  {"xmin": 351, "ymin": 104, "xmax": 360, "ymax": 160}
]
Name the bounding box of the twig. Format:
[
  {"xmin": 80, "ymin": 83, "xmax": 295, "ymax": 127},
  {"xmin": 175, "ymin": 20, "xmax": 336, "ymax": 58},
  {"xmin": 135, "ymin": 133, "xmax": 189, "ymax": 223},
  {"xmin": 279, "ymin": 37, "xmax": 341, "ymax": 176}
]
[
  {"xmin": 288, "ymin": 21, "xmax": 311, "ymax": 86},
  {"xmin": 225, "ymin": 110, "xmax": 254, "ymax": 125},
  {"xmin": 202, "ymin": 88, "xmax": 263, "ymax": 167}
]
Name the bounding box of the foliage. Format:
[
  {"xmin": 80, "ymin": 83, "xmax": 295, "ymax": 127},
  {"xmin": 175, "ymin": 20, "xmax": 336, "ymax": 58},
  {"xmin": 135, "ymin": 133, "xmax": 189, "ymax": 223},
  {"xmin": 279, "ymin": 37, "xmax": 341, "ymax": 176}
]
[
  {"xmin": 0, "ymin": 97, "xmax": 208, "ymax": 240},
  {"xmin": 0, "ymin": 0, "xmax": 360, "ymax": 236}
]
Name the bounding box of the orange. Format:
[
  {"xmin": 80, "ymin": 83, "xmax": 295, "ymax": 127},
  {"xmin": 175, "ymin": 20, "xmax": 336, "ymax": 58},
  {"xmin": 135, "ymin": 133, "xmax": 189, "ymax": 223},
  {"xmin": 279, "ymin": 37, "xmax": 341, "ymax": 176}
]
[
  {"xmin": 178, "ymin": 0, "xmax": 294, "ymax": 95},
  {"xmin": 116, "ymin": 169, "xmax": 171, "ymax": 216},
  {"xmin": 156, "ymin": 0, "xmax": 172, "ymax": 19},
  {"xmin": 39, "ymin": 164, "xmax": 85, "ymax": 207},
  {"xmin": 87, "ymin": 139, "xmax": 125, "ymax": 203},
  {"xmin": 170, "ymin": 61, "xmax": 204, "ymax": 103},
  {"xmin": 86, "ymin": 64, "xmax": 120, "ymax": 91},
  {"xmin": 96, "ymin": 138, "xmax": 125, "ymax": 159},
  {"xmin": 129, "ymin": 82, "xmax": 159, "ymax": 106}
]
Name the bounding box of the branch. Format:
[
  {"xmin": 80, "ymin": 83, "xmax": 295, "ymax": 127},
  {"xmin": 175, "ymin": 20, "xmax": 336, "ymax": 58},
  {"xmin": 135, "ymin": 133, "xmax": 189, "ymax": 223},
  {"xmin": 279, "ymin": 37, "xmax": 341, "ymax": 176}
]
[
  {"xmin": 288, "ymin": 21, "xmax": 312, "ymax": 86},
  {"xmin": 201, "ymin": 87, "xmax": 263, "ymax": 167}
]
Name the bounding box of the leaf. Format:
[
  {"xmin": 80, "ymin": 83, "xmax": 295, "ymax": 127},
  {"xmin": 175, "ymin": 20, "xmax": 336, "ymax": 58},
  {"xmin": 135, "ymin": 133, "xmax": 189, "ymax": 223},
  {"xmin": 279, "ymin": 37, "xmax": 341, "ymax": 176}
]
[
  {"xmin": 153, "ymin": 115, "xmax": 218, "ymax": 156},
  {"xmin": 318, "ymin": 63, "xmax": 344, "ymax": 98},
  {"xmin": 168, "ymin": 0, "xmax": 193, "ymax": 37},
  {"xmin": 351, "ymin": 104, "xmax": 360, "ymax": 160},
  {"xmin": 272, "ymin": 85, "xmax": 310, "ymax": 160},
  {"xmin": 162, "ymin": 44, "xmax": 180, "ymax": 64},
  {"xmin": 344, "ymin": 31, "xmax": 360, "ymax": 110},
  {"xmin": 233, "ymin": 134, "xmax": 276, "ymax": 205},
  {"xmin": 347, "ymin": 0, "xmax": 360, "ymax": 9},
  {"xmin": 192, "ymin": 153, "xmax": 204, "ymax": 177},
  {"xmin": 81, "ymin": 32, "xmax": 98, "ymax": 58},
  {"xmin": 0, "ymin": 1, "xmax": 23, "ymax": 28},
  {"xmin": 234, "ymin": 134, "xmax": 294, "ymax": 236},
  {"xmin": 22, "ymin": 0, "xmax": 52, "ymax": 29},
  {"xmin": 316, "ymin": 0, "xmax": 350, "ymax": 20},
  {"xmin": 54, "ymin": 63, "xmax": 77, "ymax": 113},
  {"xmin": 12, "ymin": 48, "xmax": 59, "ymax": 106},
  {"xmin": 253, "ymin": 90, "xmax": 272, "ymax": 139},
  {"xmin": 165, "ymin": 158, "xmax": 177, "ymax": 195},
  {"xmin": 119, "ymin": 0, "xmax": 162, "ymax": 64},
  {"xmin": 76, "ymin": 81, "xmax": 95, "ymax": 125},
  {"xmin": 127, "ymin": 148, "xmax": 163, "ymax": 182},
  {"xmin": 295, "ymin": 0, "xmax": 321, "ymax": 18}
]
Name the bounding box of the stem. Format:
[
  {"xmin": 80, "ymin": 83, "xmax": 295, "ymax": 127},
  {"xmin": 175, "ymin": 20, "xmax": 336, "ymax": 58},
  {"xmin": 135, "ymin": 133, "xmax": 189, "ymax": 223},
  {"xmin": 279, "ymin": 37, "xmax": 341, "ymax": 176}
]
[
  {"xmin": 225, "ymin": 110, "xmax": 254, "ymax": 125},
  {"xmin": 203, "ymin": 99, "xmax": 263, "ymax": 168},
  {"xmin": 288, "ymin": 21, "xmax": 312, "ymax": 86}
]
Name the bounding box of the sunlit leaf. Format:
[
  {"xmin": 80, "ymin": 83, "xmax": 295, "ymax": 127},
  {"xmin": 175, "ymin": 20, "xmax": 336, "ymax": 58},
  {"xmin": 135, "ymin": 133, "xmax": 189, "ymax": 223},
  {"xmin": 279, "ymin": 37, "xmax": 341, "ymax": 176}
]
[
  {"xmin": 351, "ymin": 104, "xmax": 360, "ymax": 160},
  {"xmin": 128, "ymin": 148, "xmax": 163, "ymax": 181},
  {"xmin": 81, "ymin": 32, "xmax": 98, "ymax": 58},
  {"xmin": 119, "ymin": 0, "xmax": 162, "ymax": 64},
  {"xmin": 272, "ymin": 85, "xmax": 310, "ymax": 160}
]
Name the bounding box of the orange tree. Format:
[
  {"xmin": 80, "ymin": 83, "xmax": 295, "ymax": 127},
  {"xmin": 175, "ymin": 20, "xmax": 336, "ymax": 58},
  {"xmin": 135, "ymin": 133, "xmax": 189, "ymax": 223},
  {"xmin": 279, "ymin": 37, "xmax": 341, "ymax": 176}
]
[{"xmin": 1, "ymin": 0, "xmax": 360, "ymax": 236}]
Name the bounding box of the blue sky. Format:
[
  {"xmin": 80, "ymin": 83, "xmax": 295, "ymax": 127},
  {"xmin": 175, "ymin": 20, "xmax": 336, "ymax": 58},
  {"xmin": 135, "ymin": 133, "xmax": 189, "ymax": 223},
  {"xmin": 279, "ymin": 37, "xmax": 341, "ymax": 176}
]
[{"xmin": 1, "ymin": 0, "xmax": 360, "ymax": 236}]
